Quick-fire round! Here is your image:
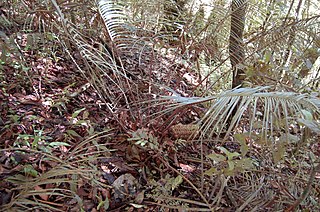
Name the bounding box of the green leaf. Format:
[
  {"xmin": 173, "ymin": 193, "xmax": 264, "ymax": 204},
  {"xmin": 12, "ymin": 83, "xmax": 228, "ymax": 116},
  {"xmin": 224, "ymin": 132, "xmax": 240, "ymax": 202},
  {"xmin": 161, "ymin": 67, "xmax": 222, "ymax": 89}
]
[
  {"xmin": 88, "ymin": 126, "xmax": 95, "ymax": 135},
  {"xmin": 227, "ymin": 161, "xmax": 235, "ymax": 171},
  {"xmin": 264, "ymin": 50, "xmax": 271, "ymax": 63},
  {"xmin": 72, "ymin": 108, "xmax": 86, "ymax": 119},
  {"xmin": 218, "ymin": 147, "xmax": 240, "ymax": 161},
  {"xmin": 76, "ymin": 120, "xmax": 87, "ymax": 125},
  {"xmin": 204, "ymin": 167, "xmax": 218, "ymax": 176},
  {"xmin": 32, "ymin": 136, "xmax": 40, "ymax": 148},
  {"xmin": 23, "ymin": 165, "xmax": 38, "ymax": 177},
  {"xmin": 240, "ymin": 142, "xmax": 248, "ymax": 157},
  {"xmin": 235, "ymin": 158, "xmax": 255, "ymax": 170},
  {"xmin": 66, "ymin": 130, "xmax": 81, "ymax": 137},
  {"xmin": 171, "ymin": 175, "xmax": 183, "ymax": 190},
  {"xmin": 97, "ymin": 196, "xmax": 109, "ymax": 210},
  {"xmin": 207, "ymin": 153, "xmax": 226, "ymax": 163},
  {"xmin": 224, "ymin": 169, "xmax": 235, "ymax": 176},
  {"xmin": 234, "ymin": 133, "xmax": 246, "ymax": 143},
  {"xmin": 234, "ymin": 133, "xmax": 249, "ymax": 156}
]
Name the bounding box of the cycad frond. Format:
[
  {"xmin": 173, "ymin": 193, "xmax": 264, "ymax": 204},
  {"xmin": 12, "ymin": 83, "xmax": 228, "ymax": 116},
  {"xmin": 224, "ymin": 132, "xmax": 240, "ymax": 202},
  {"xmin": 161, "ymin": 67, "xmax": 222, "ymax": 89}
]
[{"xmin": 160, "ymin": 86, "xmax": 320, "ymax": 140}]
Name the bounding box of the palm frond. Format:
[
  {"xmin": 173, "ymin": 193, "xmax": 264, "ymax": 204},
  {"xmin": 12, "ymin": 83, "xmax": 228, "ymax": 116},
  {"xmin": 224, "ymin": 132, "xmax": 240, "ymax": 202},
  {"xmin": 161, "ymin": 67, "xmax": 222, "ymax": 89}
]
[
  {"xmin": 159, "ymin": 86, "xmax": 320, "ymax": 140},
  {"xmin": 98, "ymin": 0, "xmax": 148, "ymax": 52},
  {"xmin": 98, "ymin": 0, "xmax": 128, "ymax": 45}
]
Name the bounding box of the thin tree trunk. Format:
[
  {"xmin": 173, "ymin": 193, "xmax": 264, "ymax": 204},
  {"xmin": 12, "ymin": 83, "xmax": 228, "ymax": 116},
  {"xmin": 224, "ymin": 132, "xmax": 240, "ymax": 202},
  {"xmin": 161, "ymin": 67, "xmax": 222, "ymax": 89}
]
[
  {"xmin": 282, "ymin": 0, "xmax": 303, "ymax": 69},
  {"xmin": 229, "ymin": 0, "xmax": 247, "ymax": 88},
  {"xmin": 227, "ymin": 0, "xmax": 247, "ymax": 128}
]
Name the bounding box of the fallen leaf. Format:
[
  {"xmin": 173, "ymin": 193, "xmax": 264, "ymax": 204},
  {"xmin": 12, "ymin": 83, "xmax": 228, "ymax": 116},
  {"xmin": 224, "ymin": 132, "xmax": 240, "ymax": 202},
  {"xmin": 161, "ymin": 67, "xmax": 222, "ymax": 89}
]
[
  {"xmin": 179, "ymin": 163, "xmax": 196, "ymax": 173},
  {"xmin": 34, "ymin": 185, "xmax": 49, "ymax": 201}
]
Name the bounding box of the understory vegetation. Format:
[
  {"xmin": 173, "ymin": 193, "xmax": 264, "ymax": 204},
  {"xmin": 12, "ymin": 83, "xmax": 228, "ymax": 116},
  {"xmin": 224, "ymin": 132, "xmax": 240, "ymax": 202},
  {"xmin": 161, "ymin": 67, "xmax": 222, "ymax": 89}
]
[{"xmin": 0, "ymin": 0, "xmax": 320, "ymax": 211}]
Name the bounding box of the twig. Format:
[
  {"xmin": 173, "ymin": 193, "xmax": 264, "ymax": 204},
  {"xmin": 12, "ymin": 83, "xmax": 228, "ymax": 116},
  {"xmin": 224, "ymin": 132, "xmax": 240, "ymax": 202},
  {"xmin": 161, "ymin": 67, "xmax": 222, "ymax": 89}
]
[
  {"xmin": 212, "ymin": 175, "xmax": 230, "ymax": 207},
  {"xmin": 285, "ymin": 162, "xmax": 320, "ymax": 212}
]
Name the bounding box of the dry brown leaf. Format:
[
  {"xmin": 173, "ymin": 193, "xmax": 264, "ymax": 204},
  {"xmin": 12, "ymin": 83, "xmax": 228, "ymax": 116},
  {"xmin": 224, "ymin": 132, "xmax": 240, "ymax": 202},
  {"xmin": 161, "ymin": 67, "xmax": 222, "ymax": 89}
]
[{"xmin": 34, "ymin": 185, "xmax": 49, "ymax": 201}]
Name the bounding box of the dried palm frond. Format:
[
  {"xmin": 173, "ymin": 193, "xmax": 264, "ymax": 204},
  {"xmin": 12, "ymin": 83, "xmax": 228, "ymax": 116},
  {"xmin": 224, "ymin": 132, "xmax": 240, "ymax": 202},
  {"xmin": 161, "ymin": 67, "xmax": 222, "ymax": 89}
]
[
  {"xmin": 158, "ymin": 86, "xmax": 320, "ymax": 140},
  {"xmin": 98, "ymin": 0, "xmax": 128, "ymax": 47},
  {"xmin": 1, "ymin": 131, "xmax": 112, "ymax": 211},
  {"xmin": 98, "ymin": 0, "xmax": 150, "ymax": 53}
]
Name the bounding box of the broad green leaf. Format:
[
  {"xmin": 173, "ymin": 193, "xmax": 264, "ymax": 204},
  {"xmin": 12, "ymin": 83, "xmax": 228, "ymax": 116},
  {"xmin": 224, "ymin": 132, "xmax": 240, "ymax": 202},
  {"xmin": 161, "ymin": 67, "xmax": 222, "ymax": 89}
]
[
  {"xmin": 234, "ymin": 133, "xmax": 246, "ymax": 143},
  {"xmin": 103, "ymin": 197, "xmax": 110, "ymax": 210},
  {"xmin": 227, "ymin": 161, "xmax": 235, "ymax": 171},
  {"xmin": 235, "ymin": 158, "xmax": 255, "ymax": 170},
  {"xmin": 32, "ymin": 136, "xmax": 40, "ymax": 148},
  {"xmin": 88, "ymin": 126, "xmax": 95, "ymax": 135},
  {"xmin": 240, "ymin": 141, "xmax": 248, "ymax": 157},
  {"xmin": 218, "ymin": 147, "xmax": 240, "ymax": 161},
  {"xmin": 204, "ymin": 167, "xmax": 218, "ymax": 176},
  {"xmin": 76, "ymin": 120, "xmax": 87, "ymax": 125},
  {"xmin": 224, "ymin": 166, "xmax": 236, "ymax": 176},
  {"xmin": 207, "ymin": 153, "xmax": 226, "ymax": 163}
]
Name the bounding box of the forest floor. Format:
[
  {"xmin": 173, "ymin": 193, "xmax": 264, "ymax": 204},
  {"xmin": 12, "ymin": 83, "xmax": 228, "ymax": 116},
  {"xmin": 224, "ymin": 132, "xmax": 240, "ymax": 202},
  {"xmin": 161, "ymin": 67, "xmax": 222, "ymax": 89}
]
[
  {"xmin": 0, "ymin": 32, "xmax": 216, "ymax": 211},
  {"xmin": 1, "ymin": 31, "xmax": 320, "ymax": 211}
]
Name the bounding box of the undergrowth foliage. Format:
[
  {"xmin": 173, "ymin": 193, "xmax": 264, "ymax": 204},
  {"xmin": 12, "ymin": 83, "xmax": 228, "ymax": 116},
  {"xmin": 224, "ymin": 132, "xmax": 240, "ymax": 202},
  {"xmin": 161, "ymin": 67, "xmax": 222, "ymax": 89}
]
[{"xmin": 0, "ymin": 0, "xmax": 320, "ymax": 211}]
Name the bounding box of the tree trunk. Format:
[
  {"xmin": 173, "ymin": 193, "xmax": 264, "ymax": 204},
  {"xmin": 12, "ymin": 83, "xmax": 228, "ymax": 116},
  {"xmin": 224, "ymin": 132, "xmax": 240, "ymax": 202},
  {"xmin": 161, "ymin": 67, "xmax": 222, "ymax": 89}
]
[{"xmin": 229, "ymin": 0, "xmax": 247, "ymax": 88}]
